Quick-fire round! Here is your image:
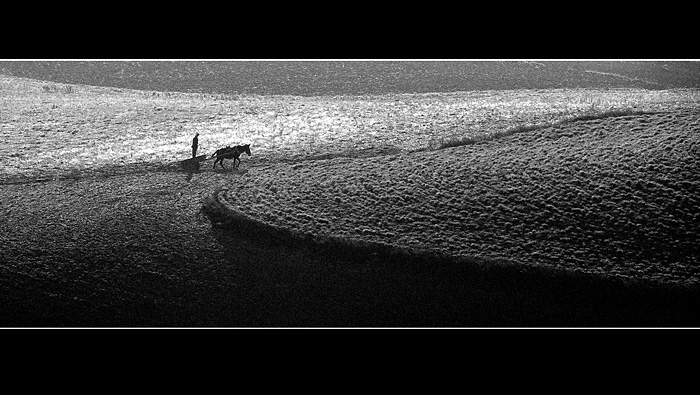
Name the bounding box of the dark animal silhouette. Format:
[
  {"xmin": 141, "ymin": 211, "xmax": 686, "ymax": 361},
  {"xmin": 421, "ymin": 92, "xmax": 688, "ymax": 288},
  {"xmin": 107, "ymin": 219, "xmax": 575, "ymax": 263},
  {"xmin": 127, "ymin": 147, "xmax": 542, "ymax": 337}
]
[{"xmin": 212, "ymin": 144, "xmax": 251, "ymax": 169}]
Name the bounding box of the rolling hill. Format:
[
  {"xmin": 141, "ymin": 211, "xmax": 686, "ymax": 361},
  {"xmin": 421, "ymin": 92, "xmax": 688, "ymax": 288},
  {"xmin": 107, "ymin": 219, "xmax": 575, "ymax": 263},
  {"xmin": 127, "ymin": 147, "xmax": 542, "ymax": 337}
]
[
  {"xmin": 2, "ymin": 62, "xmax": 700, "ymax": 326},
  {"xmin": 215, "ymin": 108, "xmax": 700, "ymax": 286},
  {"xmin": 3, "ymin": 60, "xmax": 700, "ymax": 95}
]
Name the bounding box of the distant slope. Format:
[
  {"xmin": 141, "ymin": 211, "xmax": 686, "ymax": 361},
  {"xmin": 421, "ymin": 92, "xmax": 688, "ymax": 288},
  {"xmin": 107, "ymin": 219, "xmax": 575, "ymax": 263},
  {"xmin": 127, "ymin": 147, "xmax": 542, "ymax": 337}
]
[
  {"xmin": 219, "ymin": 108, "xmax": 700, "ymax": 285},
  {"xmin": 2, "ymin": 61, "xmax": 700, "ymax": 95}
]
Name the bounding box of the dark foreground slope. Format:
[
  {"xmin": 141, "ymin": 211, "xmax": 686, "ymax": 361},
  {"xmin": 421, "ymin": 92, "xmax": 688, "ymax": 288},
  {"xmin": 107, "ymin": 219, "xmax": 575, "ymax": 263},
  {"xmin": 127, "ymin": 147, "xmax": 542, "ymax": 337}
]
[
  {"xmin": 217, "ymin": 109, "xmax": 700, "ymax": 286},
  {"xmin": 1, "ymin": 170, "xmax": 698, "ymax": 327},
  {"xmin": 3, "ymin": 61, "xmax": 700, "ymax": 95}
]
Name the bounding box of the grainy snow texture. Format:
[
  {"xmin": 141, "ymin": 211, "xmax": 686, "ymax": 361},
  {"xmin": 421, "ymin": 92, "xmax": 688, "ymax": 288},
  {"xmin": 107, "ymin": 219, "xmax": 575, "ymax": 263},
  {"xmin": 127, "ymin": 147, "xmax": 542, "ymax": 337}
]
[
  {"xmin": 220, "ymin": 109, "xmax": 700, "ymax": 285},
  {"xmin": 2, "ymin": 63, "xmax": 700, "ymax": 327},
  {"xmin": 2, "ymin": 74, "xmax": 697, "ymax": 182}
]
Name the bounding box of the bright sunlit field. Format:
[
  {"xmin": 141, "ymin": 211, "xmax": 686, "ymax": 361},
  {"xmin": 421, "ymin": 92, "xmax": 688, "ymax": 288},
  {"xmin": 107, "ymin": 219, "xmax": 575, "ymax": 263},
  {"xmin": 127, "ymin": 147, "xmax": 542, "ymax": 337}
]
[{"xmin": 2, "ymin": 74, "xmax": 698, "ymax": 182}]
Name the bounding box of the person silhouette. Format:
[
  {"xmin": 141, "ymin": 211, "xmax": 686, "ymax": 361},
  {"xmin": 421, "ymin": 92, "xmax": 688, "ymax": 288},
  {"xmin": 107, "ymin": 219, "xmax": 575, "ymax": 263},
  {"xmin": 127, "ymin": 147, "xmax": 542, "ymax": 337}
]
[{"xmin": 192, "ymin": 132, "xmax": 199, "ymax": 158}]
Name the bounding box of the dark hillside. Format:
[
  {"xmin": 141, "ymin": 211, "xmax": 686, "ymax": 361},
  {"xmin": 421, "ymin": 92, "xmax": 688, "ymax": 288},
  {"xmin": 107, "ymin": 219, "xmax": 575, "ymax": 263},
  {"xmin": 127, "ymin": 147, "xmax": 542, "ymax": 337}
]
[
  {"xmin": 2, "ymin": 170, "xmax": 698, "ymax": 327},
  {"xmin": 2, "ymin": 61, "xmax": 700, "ymax": 95},
  {"xmin": 219, "ymin": 109, "xmax": 700, "ymax": 286}
]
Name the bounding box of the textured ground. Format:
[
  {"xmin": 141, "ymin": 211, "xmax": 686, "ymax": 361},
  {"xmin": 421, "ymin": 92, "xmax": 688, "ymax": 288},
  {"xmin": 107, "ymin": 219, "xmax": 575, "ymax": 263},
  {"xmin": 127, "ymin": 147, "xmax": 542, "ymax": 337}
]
[
  {"xmin": 220, "ymin": 109, "xmax": 700, "ymax": 285},
  {"xmin": 2, "ymin": 70, "xmax": 700, "ymax": 327},
  {"xmin": 4, "ymin": 61, "xmax": 700, "ymax": 95},
  {"xmin": 3, "ymin": 169, "xmax": 699, "ymax": 327},
  {"xmin": 2, "ymin": 74, "xmax": 696, "ymax": 182}
]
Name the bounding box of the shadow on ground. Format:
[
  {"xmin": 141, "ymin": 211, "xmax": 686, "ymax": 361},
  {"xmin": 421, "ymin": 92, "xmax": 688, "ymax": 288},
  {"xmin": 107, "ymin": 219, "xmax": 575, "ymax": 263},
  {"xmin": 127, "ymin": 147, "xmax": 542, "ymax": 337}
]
[
  {"xmin": 2, "ymin": 179, "xmax": 698, "ymax": 328},
  {"xmin": 199, "ymin": 199, "xmax": 700, "ymax": 327},
  {"xmin": 3, "ymin": 216, "xmax": 698, "ymax": 327}
]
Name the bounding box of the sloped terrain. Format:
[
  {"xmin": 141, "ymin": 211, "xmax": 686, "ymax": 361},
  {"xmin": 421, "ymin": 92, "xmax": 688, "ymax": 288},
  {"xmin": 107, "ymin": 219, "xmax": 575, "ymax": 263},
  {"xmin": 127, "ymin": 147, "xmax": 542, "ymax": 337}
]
[
  {"xmin": 2, "ymin": 74, "xmax": 697, "ymax": 184},
  {"xmin": 4, "ymin": 61, "xmax": 700, "ymax": 95},
  {"xmin": 219, "ymin": 108, "xmax": 700, "ymax": 285},
  {"xmin": 4, "ymin": 169, "xmax": 698, "ymax": 327},
  {"xmin": 3, "ymin": 64, "xmax": 700, "ymax": 326}
]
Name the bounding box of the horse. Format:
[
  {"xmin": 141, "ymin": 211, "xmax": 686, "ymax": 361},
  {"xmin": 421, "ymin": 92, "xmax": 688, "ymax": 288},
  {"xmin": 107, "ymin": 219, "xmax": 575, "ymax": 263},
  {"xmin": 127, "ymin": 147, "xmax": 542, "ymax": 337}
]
[{"xmin": 212, "ymin": 144, "xmax": 251, "ymax": 169}]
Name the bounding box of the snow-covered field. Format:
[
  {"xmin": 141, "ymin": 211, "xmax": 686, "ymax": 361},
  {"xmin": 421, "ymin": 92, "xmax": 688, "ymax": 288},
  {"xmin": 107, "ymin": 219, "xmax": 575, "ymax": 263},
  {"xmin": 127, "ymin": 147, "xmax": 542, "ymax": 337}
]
[
  {"xmin": 2, "ymin": 74, "xmax": 697, "ymax": 182},
  {"xmin": 219, "ymin": 108, "xmax": 700, "ymax": 285}
]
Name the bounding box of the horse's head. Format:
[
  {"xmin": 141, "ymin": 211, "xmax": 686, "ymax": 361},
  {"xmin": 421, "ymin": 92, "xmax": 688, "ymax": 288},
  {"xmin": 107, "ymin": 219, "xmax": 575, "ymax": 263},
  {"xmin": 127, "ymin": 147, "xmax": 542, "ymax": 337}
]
[{"xmin": 242, "ymin": 144, "xmax": 251, "ymax": 156}]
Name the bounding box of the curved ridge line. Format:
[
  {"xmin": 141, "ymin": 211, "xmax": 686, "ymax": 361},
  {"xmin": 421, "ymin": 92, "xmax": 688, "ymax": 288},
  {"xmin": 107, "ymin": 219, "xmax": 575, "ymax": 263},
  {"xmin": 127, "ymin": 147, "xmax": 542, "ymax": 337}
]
[{"xmin": 199, "ymin": 186, "xmax": 693, "ymax": 292}]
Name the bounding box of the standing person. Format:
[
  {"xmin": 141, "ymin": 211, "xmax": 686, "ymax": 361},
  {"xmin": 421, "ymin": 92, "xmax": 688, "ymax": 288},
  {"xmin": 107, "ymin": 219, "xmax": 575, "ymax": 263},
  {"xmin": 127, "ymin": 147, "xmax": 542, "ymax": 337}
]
[{"xmin": 192, "ymin": 132, "xmax": 199, "ymax": 158}]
